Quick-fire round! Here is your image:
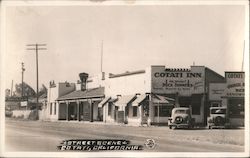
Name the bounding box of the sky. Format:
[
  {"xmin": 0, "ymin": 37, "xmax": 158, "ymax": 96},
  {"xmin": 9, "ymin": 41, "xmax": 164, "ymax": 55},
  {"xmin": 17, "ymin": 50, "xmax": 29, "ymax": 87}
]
[{"xmin": 3, "ymin": 3, "xmax": 247, "ymax": 90}]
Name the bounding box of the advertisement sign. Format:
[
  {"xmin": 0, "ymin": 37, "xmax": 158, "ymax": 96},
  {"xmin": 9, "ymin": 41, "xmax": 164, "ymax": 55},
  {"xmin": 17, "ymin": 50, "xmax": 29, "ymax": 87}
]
[
  {"xmin": 20, "ymin": 101, "xmax": 28, "ymax": 107},
  {"xmin": 209, "ymin": 83, "xmax": 226, "ymax": 100},
  {"xmin": 151, "ymin": 67, "xmax": 205, "ymax": 95},
  {"xmin": 225, "ymin": 72, "xmax": 244, "ymax": 97}
]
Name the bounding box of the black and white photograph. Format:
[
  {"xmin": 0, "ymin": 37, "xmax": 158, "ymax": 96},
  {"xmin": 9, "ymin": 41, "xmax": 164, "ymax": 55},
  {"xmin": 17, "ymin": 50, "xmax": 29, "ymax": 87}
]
[{"xmin": 0, "ymin": 0, "xmax": 249, "ymax": 157}]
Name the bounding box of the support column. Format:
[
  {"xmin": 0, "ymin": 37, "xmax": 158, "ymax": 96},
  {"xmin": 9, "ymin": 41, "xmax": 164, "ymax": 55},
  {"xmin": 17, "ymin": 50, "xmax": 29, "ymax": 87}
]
[
  {"xmin": 77, "ymin": 101, "xmax": 80, "ymax": 121},
  {"xmin": 66, "ymin": 102, "xmax": 70, "ymax": 121},
  {"xmin": 89, "ymin": 100, "xmax": 93, "ymax": 122}
]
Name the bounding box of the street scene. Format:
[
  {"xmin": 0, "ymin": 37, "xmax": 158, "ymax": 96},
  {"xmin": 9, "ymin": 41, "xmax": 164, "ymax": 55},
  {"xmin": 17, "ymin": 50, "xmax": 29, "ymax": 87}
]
[
  {"xmin": 2, "ymin": 1, "xmax": 249, "ymax": 157},
  {"xmin": 5, "ymin": 119, "xmax": 244, "ymax": 152}
]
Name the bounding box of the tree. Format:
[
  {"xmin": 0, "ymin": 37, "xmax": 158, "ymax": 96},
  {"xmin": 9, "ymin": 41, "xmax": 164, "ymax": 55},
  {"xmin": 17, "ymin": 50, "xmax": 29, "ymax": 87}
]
[
  {"xmin": 5, "ymin": 89, "xmax": 11, "ymax": 97},
  {"xmin": 38, "ymin": 84, "xmax": 47, "ymax": 97},
  {"xmin": 14, "ymin": 82, "xmax": 36, "ymax": 97}
]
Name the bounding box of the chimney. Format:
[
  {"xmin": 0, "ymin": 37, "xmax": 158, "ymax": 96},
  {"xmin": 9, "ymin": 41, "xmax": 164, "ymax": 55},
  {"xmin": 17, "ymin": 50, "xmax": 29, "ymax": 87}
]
[{"xmin": 79, "ymin": 72, "xmax": 89, "ymax": 91}]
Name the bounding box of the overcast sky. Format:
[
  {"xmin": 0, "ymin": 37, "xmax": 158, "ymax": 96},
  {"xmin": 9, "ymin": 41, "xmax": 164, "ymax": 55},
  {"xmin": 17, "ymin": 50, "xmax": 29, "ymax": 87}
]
[{"xmin": 4, "ymin": 4, "xmax": 246, "ymax": 90}]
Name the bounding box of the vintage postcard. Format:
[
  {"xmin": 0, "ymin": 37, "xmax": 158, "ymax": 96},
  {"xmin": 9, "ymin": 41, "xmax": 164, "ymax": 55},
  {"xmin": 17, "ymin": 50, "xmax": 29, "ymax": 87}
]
[{"xmin": 0, "ymin": 0, "xmax": 249, "ymax": 157}]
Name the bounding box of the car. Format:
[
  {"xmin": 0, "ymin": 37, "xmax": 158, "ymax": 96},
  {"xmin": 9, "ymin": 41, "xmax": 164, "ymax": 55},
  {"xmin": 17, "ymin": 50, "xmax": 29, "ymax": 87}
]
[
  {"xmin": 207, "ymin": 107, "xmax": 229, "ymax": 129},
  {"xmin": 168, "ymin": 107, "xmax": 195, "ymax": 129}
]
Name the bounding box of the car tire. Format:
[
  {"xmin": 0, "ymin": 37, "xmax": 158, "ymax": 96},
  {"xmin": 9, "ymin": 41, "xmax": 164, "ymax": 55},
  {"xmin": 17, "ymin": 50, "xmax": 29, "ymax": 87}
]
[{"xmin": 169, "ymin": 126, "xmax": 172, "ymax": 129}]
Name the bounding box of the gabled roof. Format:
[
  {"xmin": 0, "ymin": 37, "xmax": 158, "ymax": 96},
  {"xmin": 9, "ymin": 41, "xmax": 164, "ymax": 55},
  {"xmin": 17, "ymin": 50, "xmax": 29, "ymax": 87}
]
[{"xmin": 57, "ymin": 87, "xmax": 104, "ymax": 101}]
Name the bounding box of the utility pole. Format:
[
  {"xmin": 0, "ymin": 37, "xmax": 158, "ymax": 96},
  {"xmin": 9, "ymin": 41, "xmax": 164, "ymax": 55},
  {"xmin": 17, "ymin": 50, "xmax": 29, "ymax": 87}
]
[
  {"xmin": 26, "ymin": 44, "xmax": 46, "ymax": 112},
  {"xmin": 21, "ymin": 62, "xmax": 25, "ymax": 98},
  {"xmin": 11, "ymin": 80, "xmax": 13, "ymax": 97},
  {"xmin": 101, "ymin": 40, "xmax": 103, "ymax": 73}
]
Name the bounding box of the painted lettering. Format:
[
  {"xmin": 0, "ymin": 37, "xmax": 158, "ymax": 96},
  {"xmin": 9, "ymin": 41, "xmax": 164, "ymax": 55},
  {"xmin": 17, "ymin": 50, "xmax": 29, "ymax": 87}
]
[{"xmin": 227, "ymin": 73, "xmax": 243, "ymax": 78}]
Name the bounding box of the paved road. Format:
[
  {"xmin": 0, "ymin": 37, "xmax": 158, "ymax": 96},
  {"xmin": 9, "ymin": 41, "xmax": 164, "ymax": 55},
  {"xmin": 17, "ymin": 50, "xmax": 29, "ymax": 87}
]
[{"xmin": 5, "ymin": 119, "xmax": 244, "ymax": 152}]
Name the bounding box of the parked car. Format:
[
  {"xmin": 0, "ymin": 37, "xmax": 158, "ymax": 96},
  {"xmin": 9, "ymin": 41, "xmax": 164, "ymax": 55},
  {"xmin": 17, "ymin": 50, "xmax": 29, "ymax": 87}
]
[
  {"xmin": 207, "ymin": 107, "xmax": 229, "ymax": 129},
  {"xmin": 168, "ymin": 107, "xmax": 195, "ymax": 129}
]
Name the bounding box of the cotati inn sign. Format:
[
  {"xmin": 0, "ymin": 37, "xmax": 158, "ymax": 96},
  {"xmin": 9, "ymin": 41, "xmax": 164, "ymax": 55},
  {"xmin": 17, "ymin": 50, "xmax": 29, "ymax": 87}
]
[
  {"xmin": 225, "ymin": 72, "xmax": 244, "ymax": 97},
  {"xmin": 152, "ymin": 67, "xmax": 204, "ymax": 95}
]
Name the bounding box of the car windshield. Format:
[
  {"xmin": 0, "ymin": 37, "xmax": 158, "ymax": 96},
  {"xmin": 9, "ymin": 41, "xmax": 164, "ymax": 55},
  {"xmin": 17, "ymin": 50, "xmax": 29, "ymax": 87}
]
[
  {"xmin": 211, "ymin": 109, "xmax": 226, "ymax": 114},
  {"xmin": 175, "ymin": 109, "xmax": 187, "ymax": 114}
]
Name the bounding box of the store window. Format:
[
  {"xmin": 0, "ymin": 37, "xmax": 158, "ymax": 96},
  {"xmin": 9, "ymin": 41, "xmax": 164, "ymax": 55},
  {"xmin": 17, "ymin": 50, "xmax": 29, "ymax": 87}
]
[
  {"xmin": 228, "ymin": 98, "xmax": 244, "ymax": 118},
  {"xmin": 108, "ymin": 102, "xmax": 112, "ymax": 116},
  {"xmin": 154, "ymin": 105, "xmax": 172, "ymax": 117},
  {"xmin": 133, "ymin": 106, "xmax": 137, "ymax": 117}
]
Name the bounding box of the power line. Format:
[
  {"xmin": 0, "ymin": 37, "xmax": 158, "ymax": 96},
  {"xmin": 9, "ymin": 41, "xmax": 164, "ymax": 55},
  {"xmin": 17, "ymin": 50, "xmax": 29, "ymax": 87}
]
[{"xmin": 26, "ymin": 43, "xmax": 47, "ymax": 113}]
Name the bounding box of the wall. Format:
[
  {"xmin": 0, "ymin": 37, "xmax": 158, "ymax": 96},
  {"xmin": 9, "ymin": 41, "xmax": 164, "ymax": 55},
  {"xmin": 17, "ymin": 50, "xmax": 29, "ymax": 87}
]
[
  {"xmin": 127, "ymin": 105, "xmax": 142, "ymax": 126},
  {"xmin": 46, "ymin": 82, "xmax": 75, "ymax": 121},
  {"xmin": 105, "ymin": 71, "xmax": 149, "ymax": 97},
  {"xmin": 12, "ymin": 110, "xmax": 31, "ymax": 119},
  {"xmin": 209, "ymin": 83, "xmax": 226, "ymax": 101}
]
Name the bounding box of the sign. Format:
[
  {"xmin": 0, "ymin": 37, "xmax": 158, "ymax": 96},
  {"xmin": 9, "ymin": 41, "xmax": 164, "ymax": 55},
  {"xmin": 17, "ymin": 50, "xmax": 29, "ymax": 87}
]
[
  {"xmin": 225, "ymin": 72, "xmax": 244, "ymax": 97},
  {"xmin": 21, "ymin": 101, "xmax": 28, "ymax": 107},
  {"xmin": 209, "ymin": 83, "xmax": 226, "ymax": 100},
  {"xmin": 151, "ymin": 67, "xmax": 205, "ymax": 95}
]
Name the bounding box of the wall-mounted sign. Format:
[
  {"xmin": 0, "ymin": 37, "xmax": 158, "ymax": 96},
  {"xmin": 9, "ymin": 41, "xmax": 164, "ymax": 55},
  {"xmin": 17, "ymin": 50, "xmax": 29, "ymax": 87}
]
[
  {"xmin": 21, "ymin": 101, "xmax": 28, "ymax": 107},
  {"xmin": 151, "ymin": 67, "xmax": 205, "ymax": 95},
  {"xmin": 209, "ymin": 83, "xmax": 226, "ymax": 100},
  {"xmin": 225, "ymin": 72, "xmax": 244, "ymax": 97}
]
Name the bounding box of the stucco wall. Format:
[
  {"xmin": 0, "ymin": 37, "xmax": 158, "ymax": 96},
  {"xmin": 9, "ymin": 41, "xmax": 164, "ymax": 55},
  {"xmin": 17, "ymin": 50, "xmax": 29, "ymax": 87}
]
[{"xmin": 105, "ymin": 72, "xmax": 150, "ymax": 97}]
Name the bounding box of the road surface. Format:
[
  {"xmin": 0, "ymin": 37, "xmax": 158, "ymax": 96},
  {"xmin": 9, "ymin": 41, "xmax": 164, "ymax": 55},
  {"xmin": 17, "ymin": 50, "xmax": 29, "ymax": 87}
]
[{"xmin": 5, "ymin": 119, "xmax": 244, "ymax": 152}]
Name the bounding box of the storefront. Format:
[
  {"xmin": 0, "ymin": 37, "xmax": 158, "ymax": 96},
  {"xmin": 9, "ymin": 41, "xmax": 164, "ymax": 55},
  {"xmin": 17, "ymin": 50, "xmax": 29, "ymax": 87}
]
[
  {"xmin": 209, "ymin": 72, "xmax": 245, "ymax": 127},
  {"xmin": 46, "ymin": 65, "xmax": 226, "ymax": 126},
  {"xmin": 99, "ymin": 65, "xmax": 224, "ymax": 126}
]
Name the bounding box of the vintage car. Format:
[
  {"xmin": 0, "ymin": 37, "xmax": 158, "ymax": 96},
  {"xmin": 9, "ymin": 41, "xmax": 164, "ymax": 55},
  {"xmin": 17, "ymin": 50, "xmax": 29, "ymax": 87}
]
[
  {"xmin": 207, "ymin": 107, "xmax": 229, "ymax": 129},
  {"xmin": 168, "ymin": 107, "xmax": 195, "ymax": 129}
]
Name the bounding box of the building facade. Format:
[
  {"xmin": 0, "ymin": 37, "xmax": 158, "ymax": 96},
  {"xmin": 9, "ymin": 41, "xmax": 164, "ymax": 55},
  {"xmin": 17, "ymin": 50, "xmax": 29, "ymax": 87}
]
[
  {"xmin": 209, "ymin": 72, "xmax": 245, "ymax": 126},
  {"xmin": 46, "ymin": 65, "xmax": 230, "ymax": 126}
]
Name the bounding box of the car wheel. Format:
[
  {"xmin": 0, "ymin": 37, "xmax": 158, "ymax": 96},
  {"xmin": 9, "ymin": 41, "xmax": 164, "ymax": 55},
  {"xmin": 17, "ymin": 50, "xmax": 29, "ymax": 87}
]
[
  {"xmin": 208, "ymin": 126, "xmax": 211, "ymax": 129},
  {"xmin": 169, "ymin": 126, "xmax": 172, "ymax": 129}
]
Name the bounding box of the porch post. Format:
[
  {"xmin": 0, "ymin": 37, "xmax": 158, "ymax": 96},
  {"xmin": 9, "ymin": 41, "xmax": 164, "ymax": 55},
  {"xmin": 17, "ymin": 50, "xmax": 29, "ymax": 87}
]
[
  {"xmin": 89, "ymin": 99, "xmax": 93, "ymax": 122},
  {"xmin": 66, "ymin": 101, "xmax": 69, "ymax": 121},
  {"xmin": 77, "ymin": 101, "xmax": 80, "ymax": 121}
]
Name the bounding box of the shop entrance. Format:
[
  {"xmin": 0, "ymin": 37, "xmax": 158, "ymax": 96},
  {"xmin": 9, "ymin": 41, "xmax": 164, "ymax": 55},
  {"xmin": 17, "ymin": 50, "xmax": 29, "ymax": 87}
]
[
  {"xmin": 228, "ymin": 98, "xmax": 244, "ymax": 118},
  {"xmin": 58, "ymin": 103, "xmax": 67, "ymax": 120}
]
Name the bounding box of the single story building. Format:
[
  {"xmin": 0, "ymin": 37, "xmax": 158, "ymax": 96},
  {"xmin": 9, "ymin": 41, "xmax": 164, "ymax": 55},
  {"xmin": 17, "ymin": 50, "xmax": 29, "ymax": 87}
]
[
  {"xmin": 209, "ymin": 71, "xmax": 245, "ymax": 127},
  {"xmin": 46, "ymin": 65, "xmax": 228, "ymax": 126}
]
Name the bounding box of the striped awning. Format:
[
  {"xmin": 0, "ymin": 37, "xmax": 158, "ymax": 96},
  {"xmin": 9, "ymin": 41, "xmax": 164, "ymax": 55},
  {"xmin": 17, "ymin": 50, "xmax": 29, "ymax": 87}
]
[
  {"xmin": 98, "ymin": 97, "xmax": 111, "ymax": 108},
  {"xmin": 132, "ymin": 94, "xmax": 147, "ymax": 106}
]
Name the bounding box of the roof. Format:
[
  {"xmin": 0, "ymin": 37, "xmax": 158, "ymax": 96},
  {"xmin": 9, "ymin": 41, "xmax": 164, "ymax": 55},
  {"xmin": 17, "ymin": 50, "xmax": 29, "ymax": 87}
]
[
  {"xmin": 98, "ymin": 96, "xmax": 111, "ymax": 107},
  {"xmin": 57, "ymin": 87, "xmax": 104, "ymax": 101},
  {"xmin": 152, "ymin": 94, "xmax": 175, "ymax": 104},
  {"xmin": 132, "ymin": 94, "xmax": 147, "ymax": 106},
  {"xmin": 109, "ymin": 70, "xmax": 145, "ymax": 78},
  {"xmin": 115, "ymin": 95, "xmax": 136, "ymax": 106}
]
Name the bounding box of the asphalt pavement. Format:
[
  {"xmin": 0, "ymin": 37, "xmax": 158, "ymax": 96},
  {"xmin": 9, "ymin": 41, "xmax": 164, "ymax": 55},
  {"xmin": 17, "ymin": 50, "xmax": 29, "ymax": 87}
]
[{"xmin": 4, "ymin": 119, "xmax": 244, "ymax": 152}]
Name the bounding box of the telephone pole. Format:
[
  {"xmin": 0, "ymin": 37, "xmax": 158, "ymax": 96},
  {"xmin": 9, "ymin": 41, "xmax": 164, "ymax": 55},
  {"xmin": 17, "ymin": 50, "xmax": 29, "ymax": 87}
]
[
  {"xmin": 27, "ymin": 44, "xmax": 46, "ymax": 112},
  {"xmin": 21, "ymin": 62, "xmax": 25, "ymax": 98}
]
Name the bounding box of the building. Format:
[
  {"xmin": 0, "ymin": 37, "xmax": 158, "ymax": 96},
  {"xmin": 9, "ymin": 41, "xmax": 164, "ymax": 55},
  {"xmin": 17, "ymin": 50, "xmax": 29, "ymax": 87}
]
[
  {"xmin": 98, "ymin": 65, "xmax": 225, "ymax": 126},
  {"xmin": 209, "ymin": 71, "xmax": 245, "ymax": 127},
  {"xmin": 46, "ymin": 65, "xmax": 227, "ymax": 126},
  {"xmin": 46, "ymin": 74, "xmax": 105, "ymax": 122}
]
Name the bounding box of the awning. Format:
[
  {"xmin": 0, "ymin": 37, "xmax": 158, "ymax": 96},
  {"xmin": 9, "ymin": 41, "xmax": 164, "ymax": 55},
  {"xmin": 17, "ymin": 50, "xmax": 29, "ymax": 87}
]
[
  {"xmin": 152, "ymin": 94, "xmax": 175, "ymax": 104},
  {"xmin": 132, "ymin": 94, "xmax": 147, "ymax": 106},
  {"xmin": 98, "ymin": 97, "xmax": 111, "ymax": 108},
  {"xmin": 115, "ymin": 95, "xmax": 136, "ymax": 107}
]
